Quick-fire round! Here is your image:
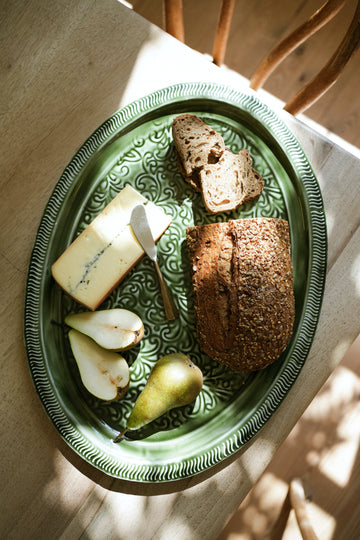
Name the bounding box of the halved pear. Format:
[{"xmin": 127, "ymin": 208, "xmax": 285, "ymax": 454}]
[
  {"xmin": 68, "ymin": 329, "xmax": 130, "ymax": 401},
  {"xmin": 65, "ymin": 308, "xmax": 144, "ymax": 351}
]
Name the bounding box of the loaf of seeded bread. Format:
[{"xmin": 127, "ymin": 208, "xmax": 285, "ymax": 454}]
[
  {"xmin": 186, "ymin": 218, "xmax": 295, "ymax": 372},
  {"xmin": 172, "ymin": 114, "xmax": 263, "ymax": 212},
  {"xmin": 200, "ymin": 148, "xmax": 263, "ymax": 214}
]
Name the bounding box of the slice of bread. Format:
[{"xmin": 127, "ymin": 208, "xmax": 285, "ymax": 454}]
[
  {"xmin": 172, "ymin": 114, "xmax": 225, "ymax": 192},
  {"xmin": 172, "ymin": 114, "xmax": 263, "ymax": 212},
  {"xmin": 186, "ymin": 218, "xmax": 295, "ymax": 372},
  {"xmin": 200, "ymin": 148, "xmax": 264, "ymax": 213}
]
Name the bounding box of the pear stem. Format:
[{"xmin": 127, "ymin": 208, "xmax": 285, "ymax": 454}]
[{"xmin": 113, "ymin": 428, "xmax": 128, "ymax": 443}]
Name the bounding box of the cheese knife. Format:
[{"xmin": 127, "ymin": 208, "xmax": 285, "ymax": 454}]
[{"xmin": 130, "ymin": 204, "xmax": 179, "ymax": 320}]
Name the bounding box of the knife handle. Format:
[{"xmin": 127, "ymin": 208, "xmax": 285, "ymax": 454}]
[{"xmin": 153, "ymin": 260, "xmax": 179, "ymax": 321}]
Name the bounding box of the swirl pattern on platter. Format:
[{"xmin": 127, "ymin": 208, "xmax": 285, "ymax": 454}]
[{"xmin": 24, "ymin": 82, "xmax": 327, "ymax": 482}]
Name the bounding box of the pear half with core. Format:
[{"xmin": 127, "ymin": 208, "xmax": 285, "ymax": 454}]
[
  {"xmin": 68, "ymin": 329, "xmax": 130, "ymax": 401},
  {"xmin": 114, "ymin": 352, "xmax": 203, "ymax": 441},
  {"xmin": 65, "ymin": 308, "xmax": 144, "ymax": 351}
]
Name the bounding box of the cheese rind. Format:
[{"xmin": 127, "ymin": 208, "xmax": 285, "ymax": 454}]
[{"xmin": 51, "ymin": 185, "xmax": 171, "ymax": 310}]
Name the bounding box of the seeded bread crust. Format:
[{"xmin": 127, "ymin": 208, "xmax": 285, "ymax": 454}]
[
  {"xmin": 200, "ymin": 148, "xmax": 264, "ymax": 213},
  {"xmin": 186, "ymin": 218, "xmax": 295, "ymax": 372}
]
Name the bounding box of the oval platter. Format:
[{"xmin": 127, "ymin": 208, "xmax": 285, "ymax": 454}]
[{"xmin": 24, "ymin": 82, "xmax": 327, "ymax": 482}]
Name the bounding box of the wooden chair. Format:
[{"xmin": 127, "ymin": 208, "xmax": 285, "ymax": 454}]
[
  {"xmin": 163, "ymin": 0, "xmax": 360, "ymax": 115},
  {"xmin": 163, "ymin": 0, "xmax": 235, "ymax": 64},
  {"xmin": 268, "ymin": 478, "xmax": 319, "ymax": 540}
]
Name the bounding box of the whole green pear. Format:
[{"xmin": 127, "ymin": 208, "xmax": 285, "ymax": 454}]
[{"xmin": 114, "ymin": 352, "xmax": 203, "ymax": 441}]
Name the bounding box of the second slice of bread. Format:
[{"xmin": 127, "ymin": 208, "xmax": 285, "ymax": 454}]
[{"xmin": 200, "ymin": 148, "xmax": 264, "ymax": 214}]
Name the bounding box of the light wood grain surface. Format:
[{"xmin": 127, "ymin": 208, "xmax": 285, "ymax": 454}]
[{"xmin": 1, "ymin": 1, "xmax": 359, "ymax": 539}]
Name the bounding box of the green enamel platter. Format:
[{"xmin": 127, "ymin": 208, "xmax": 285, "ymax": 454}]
[{"xmin": 24, "ymin": 82, "xmax": 327, "ymax": 482}]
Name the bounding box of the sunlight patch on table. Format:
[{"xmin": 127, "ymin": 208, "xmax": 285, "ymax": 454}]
[
  {"xmin": 43, "ymin": 449, "xmax": 89, "ymax": 511},
  {"xmin": 115, "ymin": 24, "xmax": 231, "ymax": 112},
  {"xmin": 301, "ymin": 501, "xmax": 337, "ymax": 540},
  {"xmin": 352, "ymin": 252, "xmax": 360, "ymax": 296},
  {"xmin": 241, "ymin": 437, "xmax": 277, "ymax": 483},
  {"xmin": 319, "ymin": 401, "xmax": 360, "ymax": 488}
]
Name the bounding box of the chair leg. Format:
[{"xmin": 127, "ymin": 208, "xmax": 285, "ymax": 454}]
[
  {"xmin": 267, "ymin": 478, "xmax": 318, "ymax": 540},
  {"xmin": 249, "ymin": 0, "xmax": 347, "ymax": 91},
  {"xmin": 163, "ymin": 0, "xmax": 185, "ymax": 42},
  {"xmin": 267, "ymin": 490, "xmax": 292, "ymax": 540},
  {"xmin": 284, "ymin": 0, "xmax": 360, "ymax": 115},
  {"xmin": 212, "ymin": 0, "xmax": 236, "ymax": 66},
  {"xmin": 289, "ymin": 478, "xmax": 318, "ymax": 540}
]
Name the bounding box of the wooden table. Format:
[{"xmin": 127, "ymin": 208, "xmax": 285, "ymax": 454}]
[{"xmin": 1, "ymin": 1, "xmax": 359, "ymax": 538}]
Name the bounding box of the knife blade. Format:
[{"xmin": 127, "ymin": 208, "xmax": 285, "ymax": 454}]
[{"xmin": 130, "ymin": 204, "xmax": 178, "ymax": 320}]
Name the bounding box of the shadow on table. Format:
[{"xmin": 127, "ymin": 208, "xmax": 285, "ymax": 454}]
[{"xmin": 218, "ymin": 335, "xmax": 360, "ymax": 540}]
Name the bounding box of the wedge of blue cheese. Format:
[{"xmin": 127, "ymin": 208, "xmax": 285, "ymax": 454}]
[{"xmin": 51, "ymin": 185, "xmax": 172, "ymax": 310}]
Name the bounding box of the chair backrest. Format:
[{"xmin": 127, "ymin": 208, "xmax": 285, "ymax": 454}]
[{"xmin": 163, "ymin": 0, "xmax": 360, "ymax": 115}]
